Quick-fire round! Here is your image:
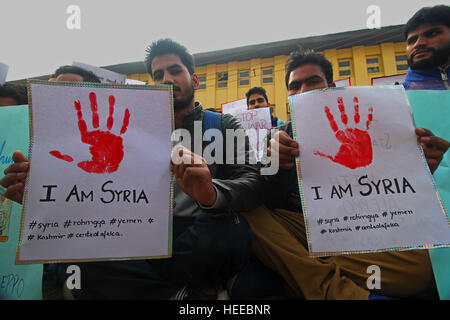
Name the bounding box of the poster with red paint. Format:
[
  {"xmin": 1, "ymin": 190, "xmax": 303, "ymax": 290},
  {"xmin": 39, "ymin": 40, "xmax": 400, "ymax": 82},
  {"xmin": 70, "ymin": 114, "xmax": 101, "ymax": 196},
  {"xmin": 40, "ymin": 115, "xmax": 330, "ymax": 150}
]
[
  {"xmin": 334, "ymin": 78, "xmax": 351, "ymax": 88},
  {"xmin": 290, "ymin": 86, "xmax": 450, "ymax": 257},
  {"xmin": 232, "ymin": 108, "xmax": 272, "ymax": 162},
  {"xmin": 16, "ymin": 80, "xmax": 173, "ymax": 264},
  {"xmin": 221, "ymin": 98, "xmax": 247, "ymax": 115}
]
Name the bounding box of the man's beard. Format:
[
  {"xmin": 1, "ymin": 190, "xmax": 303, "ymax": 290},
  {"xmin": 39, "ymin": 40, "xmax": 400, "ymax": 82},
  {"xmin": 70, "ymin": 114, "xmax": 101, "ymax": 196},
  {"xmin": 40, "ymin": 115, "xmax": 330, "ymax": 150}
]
[
  {"xmin": 408, "ymin": 43, "xmax": 450, "ymax": 70},
  {"xmin": 173, "ymin": 82, "xmax": 195, "ymax": 111}
]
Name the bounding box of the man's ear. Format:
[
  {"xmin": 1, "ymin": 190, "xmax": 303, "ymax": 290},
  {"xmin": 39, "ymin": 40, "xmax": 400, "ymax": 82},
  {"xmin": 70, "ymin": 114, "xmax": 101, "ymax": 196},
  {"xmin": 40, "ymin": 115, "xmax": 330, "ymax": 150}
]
[
  {"xmin": 192, "ymin": 73, "xmax": 199, "ymax": 90},
  {"xmin": 330, "ymin": 82, "xmax": 336, "ymax": 88}
]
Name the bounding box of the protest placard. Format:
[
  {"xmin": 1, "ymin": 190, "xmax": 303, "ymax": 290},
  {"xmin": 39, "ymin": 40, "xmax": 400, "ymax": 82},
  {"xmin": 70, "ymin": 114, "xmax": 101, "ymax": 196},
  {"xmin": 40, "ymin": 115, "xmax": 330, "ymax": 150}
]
[
  {"xmin": 17, "ymin": 81, "xmax": 173, "ymax": 264},
  {"xmin": 231, "ymin": 108, "xmax": 272, "ymax": 162},
  {"xmin": 0, "ymin": 105, "xmax": 43, "ymax": 299},
  {"xmin": 290, "ymin": 86, "xmax": 450, "ymax": 256},
  {"xmin": 0, "ymin": 62, "xmax": 8, "ymax": 84},
  {"xmin": 125, "ymin": 79, "xmax": 146, "ymax": 85},
  {"xmin": 408, "ymin": 90, "xmax": 450, "ymax": 299},
  {"xmin": 334, "ymin": 78, "xmax": 351, "ymax": 87},
  {"xmin": 221, "ymin": 98, "xmax": 247, "ymax": 115},
  {"xmin": 0, "ymin": 195, "xmax": 12, "ymax": 242},
  {"xmin": 371, "ymin": 74, "xmax": 406, "ymax": 86},
  {"xmin": 72, "ymin": 61, "xmax": 126, "ymax": 84}
]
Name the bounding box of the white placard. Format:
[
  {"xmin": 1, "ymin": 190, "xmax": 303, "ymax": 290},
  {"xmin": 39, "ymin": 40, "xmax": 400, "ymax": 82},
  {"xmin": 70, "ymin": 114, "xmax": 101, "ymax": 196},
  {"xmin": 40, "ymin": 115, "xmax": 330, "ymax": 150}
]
[
  {"xmin": 232, "ymin": 108, "xmax": 272, "ymax": 162},
  {"xmin": 221, "ymin": 98, "xmax": 247, "ymax": 115},
  {"xmin": 125, "ymin": 79, "xmax": 146, "ymax": 85},
  {"xmin": 17, "ymin": 81, "xmax": 173, "ymax": 264},
  {"xmin": 334, "ymin": 78, "xmax": 351, "ymax": 87},
  {"xmin": 372, "ymin": 75, "xmax": 406, "ymax": 86},
  {"xmin": 0, "ymin": 62, "xmax": 9, "ymax": 84},
  {"xmin": 72, "ymin": 61, "xmax": 126, "ymax": 84},
  {"xmin": 290, "ymin": 86, "xmax": 450, "ymax": 256}
]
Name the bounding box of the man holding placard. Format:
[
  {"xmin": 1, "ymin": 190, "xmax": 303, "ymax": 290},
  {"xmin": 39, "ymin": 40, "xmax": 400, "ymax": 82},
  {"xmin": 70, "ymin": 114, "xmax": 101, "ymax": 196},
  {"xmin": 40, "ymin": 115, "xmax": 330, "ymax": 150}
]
[
  {"xmin": 246, "ymin": 87, "xmax": 285, "ymax": 128},
  {"xmin": 1, "ymin": 39, "xmax": 261, "ymax": 300},
  {"xmin": 73, "ymin": 39, "xmax": 261, "ymax": 300},
  {"xmin": 402, "ymin": 5, "xmax": 450, "ymax": 300},
  {"xmin": 244, "ymin": 49, "xmax": 449, "ymax": 299}
]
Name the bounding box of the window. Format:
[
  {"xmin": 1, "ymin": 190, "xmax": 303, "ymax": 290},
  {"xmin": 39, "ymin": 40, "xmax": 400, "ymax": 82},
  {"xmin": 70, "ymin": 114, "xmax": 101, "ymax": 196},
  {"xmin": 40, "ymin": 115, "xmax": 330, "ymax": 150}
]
[
  {"xmin": 338, "ymin": 59, "xmax": 352, "ymax": 78},
  {"xmin": 217, "ymin": 72, "xmax": 228, "ymax": 88},
  {"xmin": 262, "ymin": 67, "xmax": 273, "ymax": 83},
  {"xmin": 338, "ymin": 61, "xmax": 350, "ymax": 68},
  {"xmin": 198, "ymin": 75, "xmax": 206, "ymax": 90},
  {"xmin": 366, "ymin": 55, "xmax": 382, "ymax": 74},
  {"xmin": 395, "ymin": 55, "xmax": 407, "ymax": 61},
  {"xmin": 239, "ymin": 70, "xmax": 250, "ymax": 86},
  {"xmin": 395, "ymin": 53, "xmax": 408, "ymax": 73}
]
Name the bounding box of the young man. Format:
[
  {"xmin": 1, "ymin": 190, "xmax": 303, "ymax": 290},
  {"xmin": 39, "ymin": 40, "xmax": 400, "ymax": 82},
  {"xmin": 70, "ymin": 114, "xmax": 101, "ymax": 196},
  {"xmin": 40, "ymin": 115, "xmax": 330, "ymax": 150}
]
[
  {"xmin": 244, "ymin": 50, "xmax": 449, "ymax": 299},
  {"xmin": 0, "ymin": 83, "xmax": 28, "ymax": 106},
  {"xmin": 403, "ymin": 5, "xmax": 450, "ymax": 300},
  {"xmin": 403, "ymin": 5, "xmax": 450, "ymax": 90},
  {"xmin": 246, "ymin": 86, "xmax": 284, "ymax": 127},
  {"xmin": 1, "ymin": 39, "xmax": 261, "ymax": 299}
]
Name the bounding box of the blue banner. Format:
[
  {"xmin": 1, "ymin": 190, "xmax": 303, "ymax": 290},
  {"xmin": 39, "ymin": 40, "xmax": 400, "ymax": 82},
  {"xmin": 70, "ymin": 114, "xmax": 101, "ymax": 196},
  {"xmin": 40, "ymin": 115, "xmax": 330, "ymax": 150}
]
[
  {"xmin": 0, "ymin": 105, "xmax": 43, "ymax": 300},
  {"xmin": 408, "ymin": 90, "xmax": 450, "ymax": 300}
]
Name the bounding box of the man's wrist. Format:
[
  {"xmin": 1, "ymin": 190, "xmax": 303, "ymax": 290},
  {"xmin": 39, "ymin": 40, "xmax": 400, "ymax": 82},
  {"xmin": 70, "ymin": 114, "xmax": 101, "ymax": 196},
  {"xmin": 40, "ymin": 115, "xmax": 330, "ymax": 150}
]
[
  {"xmin": 198, "ymin": 185, "xmax": 227, "ymax": 209},
  {"xmin": 198, "ymin": 187, "xmax": 217, "ymax": 207}
]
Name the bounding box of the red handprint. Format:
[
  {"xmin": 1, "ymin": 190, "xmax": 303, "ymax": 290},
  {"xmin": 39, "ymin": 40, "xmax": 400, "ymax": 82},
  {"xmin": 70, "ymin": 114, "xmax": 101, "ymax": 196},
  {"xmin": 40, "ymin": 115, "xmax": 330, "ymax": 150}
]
[
  {"xmin": 314, "ymin": 97, "xmax": 373, "ymax": 169},
  {"xmin": 50, "ymin": 92, "xmax": 130, "ymax": 174}
]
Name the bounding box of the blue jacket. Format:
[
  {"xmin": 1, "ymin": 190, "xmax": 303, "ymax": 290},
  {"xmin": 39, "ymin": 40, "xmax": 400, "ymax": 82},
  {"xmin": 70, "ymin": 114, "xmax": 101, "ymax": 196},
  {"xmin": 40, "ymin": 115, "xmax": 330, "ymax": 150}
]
[{"xmin": 403, "ymin": 66, "xmax": 450, "ymax": 90}]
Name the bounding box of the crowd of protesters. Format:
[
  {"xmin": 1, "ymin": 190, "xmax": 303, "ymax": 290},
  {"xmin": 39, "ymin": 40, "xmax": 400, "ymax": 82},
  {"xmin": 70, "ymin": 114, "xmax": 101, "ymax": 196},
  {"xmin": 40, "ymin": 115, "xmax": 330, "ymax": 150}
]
[{"xmin": 0, "ymin": 5, "xmax": 449, "ymax": 300}]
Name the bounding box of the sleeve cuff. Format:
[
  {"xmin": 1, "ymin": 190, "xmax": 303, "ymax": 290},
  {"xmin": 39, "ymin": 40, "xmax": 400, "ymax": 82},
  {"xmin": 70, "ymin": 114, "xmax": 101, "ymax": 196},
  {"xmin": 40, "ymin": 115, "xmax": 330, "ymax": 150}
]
[{"xmin": 197, "ymin": 185, "xmax": 227, "ymax": 210}]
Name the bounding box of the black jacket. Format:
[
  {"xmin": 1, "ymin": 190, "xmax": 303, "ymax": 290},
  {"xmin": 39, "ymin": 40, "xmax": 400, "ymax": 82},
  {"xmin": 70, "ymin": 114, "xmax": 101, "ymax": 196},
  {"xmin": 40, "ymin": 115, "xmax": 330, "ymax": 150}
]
[
  {"xmin": 262, "ymin": 122, "xmax": 302, "ymax": 213},
  {"xmin": 173, "ymin": 102, "xmax": 263, "ymax": 216}
]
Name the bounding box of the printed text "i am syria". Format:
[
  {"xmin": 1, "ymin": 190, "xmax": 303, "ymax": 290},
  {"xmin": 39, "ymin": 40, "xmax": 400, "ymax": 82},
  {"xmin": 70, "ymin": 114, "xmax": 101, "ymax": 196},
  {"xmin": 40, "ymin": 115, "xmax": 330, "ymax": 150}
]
[{"xmin": 39, "ymin": 180, "xmax": 149, "ymax": 204}]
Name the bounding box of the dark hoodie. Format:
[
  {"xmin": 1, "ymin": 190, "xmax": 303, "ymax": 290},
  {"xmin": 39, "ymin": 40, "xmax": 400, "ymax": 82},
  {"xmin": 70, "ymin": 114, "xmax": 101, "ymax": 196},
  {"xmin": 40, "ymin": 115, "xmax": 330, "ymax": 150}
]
[{"xmin": 403, "ymin": 65, "xmax": 450, "ymax": 90}]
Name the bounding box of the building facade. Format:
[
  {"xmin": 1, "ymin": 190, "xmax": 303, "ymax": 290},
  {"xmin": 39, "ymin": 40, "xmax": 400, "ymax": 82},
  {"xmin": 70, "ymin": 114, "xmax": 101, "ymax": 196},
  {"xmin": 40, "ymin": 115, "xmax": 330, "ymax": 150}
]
[
  {"xmin": 123, "ymin": 25, "xmax": 409, "ymax": 121},
  {"xmin": 12, "ymin": 25, "xmax": 408, "ymax": 122}
]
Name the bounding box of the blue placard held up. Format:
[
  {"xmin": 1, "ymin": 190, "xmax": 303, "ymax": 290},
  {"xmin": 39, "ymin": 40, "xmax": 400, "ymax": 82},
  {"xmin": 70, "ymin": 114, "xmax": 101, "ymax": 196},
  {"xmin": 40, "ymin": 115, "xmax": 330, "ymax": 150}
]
[
  {"xmin": 408, "ymin": 90, "xmax": 450, "ymax": 300},
  {"xmin": 0, "ymin": 105, "xmax": 43, "ymax": 300}
]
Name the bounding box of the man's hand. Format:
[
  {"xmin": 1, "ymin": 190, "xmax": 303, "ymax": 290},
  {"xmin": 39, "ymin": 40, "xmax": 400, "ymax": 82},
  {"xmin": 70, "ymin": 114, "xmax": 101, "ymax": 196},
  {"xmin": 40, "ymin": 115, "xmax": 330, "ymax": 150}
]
[
  {"xmin": 170, "ymin": 146, "xmax": 217, "ymax": 207},
  {"xmin": 0, "ymin": 151, "xmax": 29, "ymax": 204},
  {"xmin": 416, "ymin": 128, "xmax": 450, "ymax": 174},
  {"xmin": 267, "ymin": 130, "xmax": 300, "ymax": 170}
]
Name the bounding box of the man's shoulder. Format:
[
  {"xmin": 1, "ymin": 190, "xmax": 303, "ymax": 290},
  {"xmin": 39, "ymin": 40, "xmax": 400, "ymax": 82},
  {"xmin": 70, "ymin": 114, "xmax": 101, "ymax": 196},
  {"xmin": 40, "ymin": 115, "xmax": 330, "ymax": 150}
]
[{"xmin": 197, "ymin": 105, "xmax": 244, "ymax": 131}]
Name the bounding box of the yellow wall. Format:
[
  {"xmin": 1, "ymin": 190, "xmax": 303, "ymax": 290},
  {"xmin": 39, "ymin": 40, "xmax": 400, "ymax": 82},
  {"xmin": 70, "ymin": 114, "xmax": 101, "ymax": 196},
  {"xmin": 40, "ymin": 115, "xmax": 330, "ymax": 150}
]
[{"xmin": 129, "ymin": 42, "xmax": 408, "ymax": 122}]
